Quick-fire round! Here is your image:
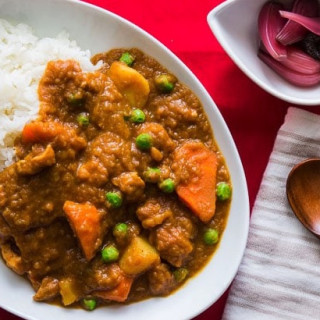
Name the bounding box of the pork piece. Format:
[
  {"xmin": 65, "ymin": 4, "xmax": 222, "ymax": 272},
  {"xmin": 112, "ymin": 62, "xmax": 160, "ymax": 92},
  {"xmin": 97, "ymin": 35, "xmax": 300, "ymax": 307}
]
[
  {"xmin": 156, "ymin": 98, "xmax": 198, "ymax": 126},
  {"xmin": 86, "ymin": 262, "xmax": 123, "ymax": 291},
  {"xmin": 148, "ymin": 263, "xmax": 175, "ymax": 296},
  {"xmin": 0, "ymin": 242, "xmax": 25, "ymax": 275},
  {"xmin": 88, "ymin": 73, "xmax": 132, "ymax": 140},
  {"xmin": 150, "ymin": 216, "xmax": 195, "ymax": 267},
  {"xmin": 14, "ymin": 220, "xmax": 76, "ymax": 279},
  {"xmin": 136, "ymin": 199, "xmax": 172, "ymax": 228},
  {"xmin": 33, "ymin": 277, "xmax": 59, "ymax": 302},
  {"xmin": 77, "ymin": 132, "xmax": 133, "ymax": 186},
  {"xmin": 16, "ymin": 144, "xmax": 56, "ymax": 175},
  {"xmin": 0, "ymin": 161, "xmax": 79, "ymax": 232},
  {"xmin": 77, "ymin": 159, "xmax": 108, "ymax": 186},
  {"xmin": 112, "ymin": 172, "xmax": 145, "ymax": 201},
  {"xmin": 38, "ymin": 60, "xmax": 86, "ymax": 120},
  {"xmin": 137, "ymin": 122, "xmax": 175, "ymax": 153},
  {"xmin": 54, "ymin": 126, "xmax": 87, "ymax": 151}
]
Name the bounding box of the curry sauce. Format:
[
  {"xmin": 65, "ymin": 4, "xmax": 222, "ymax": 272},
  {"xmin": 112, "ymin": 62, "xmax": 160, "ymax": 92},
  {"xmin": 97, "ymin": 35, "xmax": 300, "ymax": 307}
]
[{"xmin": 0, "ymin": 48, "xmax": 231, "ymax": 309}]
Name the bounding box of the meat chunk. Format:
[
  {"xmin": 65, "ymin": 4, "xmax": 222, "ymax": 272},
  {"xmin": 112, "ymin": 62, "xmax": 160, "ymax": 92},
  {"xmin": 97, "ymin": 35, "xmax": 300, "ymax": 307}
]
[
  {"xmin": 86, "ymin": 262, "xmax": 122, "ymax": 291},
  {"xmin": 112, "ymin": 172, "xmax": 145, "ymax": 201},
  {"xmin": 148, "ymin": 263, "xmax": 175, "ymax": 296},
  {"xmin": 137, "ymin": 122, "xmax": 175, "ymax": 153},
  {"xmin": 33, "ymin": 277, "xmax": 59, "ymax": 301},
  {"xmin": 77, "ymin": 159, "xmax": 108, "ymax": 186},
  {"xmin": 14, "ymin": 220, "xmax": 76, "ymax": 278},
  {"xmin": 16, "ymin": 144, "xmax": 56, "ymax": 175},
  {"xmin": 84, "ymin": 71, "xmax": 132, "ymax": 139},
  {"xmin": 78, "ymin": 132, "xmax": 133, "ymax": 186},
  {"xmin": 136, "ymin": 199, "xmax": 172, "ymax": 228},
  {"xmin": 150, "ymin": 217, "xmax": 194, "ymax": 267},
  {"xmin": 0, "ymin": 163, "xmax": 78, "ymax": 232},
  {"xmin": 0, "ymin": 242, "xmax": 25, "ymax": 275},
  {"xmin": 156, "ymin": 99, "xmax": 198, "ymax": 128}
]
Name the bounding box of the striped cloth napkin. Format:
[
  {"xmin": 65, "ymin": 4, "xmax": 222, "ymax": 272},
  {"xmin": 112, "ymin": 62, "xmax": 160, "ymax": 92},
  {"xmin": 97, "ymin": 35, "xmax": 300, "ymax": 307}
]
[{"xmin": 222, "ymin": 107, "xmax": 320, "ymax": 320}]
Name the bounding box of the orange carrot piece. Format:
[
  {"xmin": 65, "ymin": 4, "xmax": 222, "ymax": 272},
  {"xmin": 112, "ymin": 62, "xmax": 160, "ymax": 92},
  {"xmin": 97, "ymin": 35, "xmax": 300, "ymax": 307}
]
[
  {"xmin": 63, "ymin": 201, "xmax": 102, "ymax": 261},
  {"xmin": 174, "ymin": 141, "xmax": 217, "ymax": 223},
  {"xmin": 22, "ymin": 121, "xmax": 63, "ymax": 143},
  {"xmin": 94, "ymin": 274, "xmax": 134, "ymax": 302}
]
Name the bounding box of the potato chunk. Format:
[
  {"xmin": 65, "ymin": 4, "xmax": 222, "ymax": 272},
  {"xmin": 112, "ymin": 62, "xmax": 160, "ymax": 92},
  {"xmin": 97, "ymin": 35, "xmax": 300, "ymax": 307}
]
[
  {"xmin": 109, "ymin": 61, "xmax": 150, "ymax": 108},
  {"xmin": 59, "ymin": 277, "xmax": 80, "ymax": 306},
  {"xmin": 119, "ymin": 236, "xmax": 160, "ymax": 275}
]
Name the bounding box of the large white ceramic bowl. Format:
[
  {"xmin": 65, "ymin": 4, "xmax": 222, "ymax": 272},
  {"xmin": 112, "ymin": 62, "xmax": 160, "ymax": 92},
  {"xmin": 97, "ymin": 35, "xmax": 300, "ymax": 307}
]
[
  {"xmin": 208, "ymin": 0, "xmax": 320, "ymax": 106},
  {"xmin": 0, "ymin": 0, "xmax": 249, "ymax": 319}
]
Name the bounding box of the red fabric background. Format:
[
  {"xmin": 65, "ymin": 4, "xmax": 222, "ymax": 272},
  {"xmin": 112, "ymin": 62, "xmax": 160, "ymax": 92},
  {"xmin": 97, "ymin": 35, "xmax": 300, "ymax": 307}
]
[{"xmin": 1, "ymin": 0, "xmax": 318, "ymax": 319}]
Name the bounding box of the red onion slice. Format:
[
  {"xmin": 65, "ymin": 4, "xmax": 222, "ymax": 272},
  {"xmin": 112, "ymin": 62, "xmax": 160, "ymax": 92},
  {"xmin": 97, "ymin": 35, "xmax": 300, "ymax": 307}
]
[
  {"xmin": 280, "ymin": 47, "xmax": 320, "ymax": 74},
  {"xmin": 258, "ymin": 2, "xmax": 287, "ymax": 61},
  {"xmin": 276, "ymin": 0, "xmax": 319, "ymax": 45},
  {"xmin": 258, "ymin": 50, "xmax": 320, "ymax": 87},
  {"xmin": 279, "ymin": 11, "xmax": 320, "ymax": 36}
]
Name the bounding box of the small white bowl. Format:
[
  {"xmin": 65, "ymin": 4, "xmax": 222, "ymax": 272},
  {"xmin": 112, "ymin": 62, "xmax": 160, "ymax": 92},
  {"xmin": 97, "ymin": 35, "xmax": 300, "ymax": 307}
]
[
  {"xmin": 0, "ymin": 0, "xmax": 249, "ymax": 319},
  {"xmin": 208, "ymin": 0, "xmax": 320, "ymax": 106}
]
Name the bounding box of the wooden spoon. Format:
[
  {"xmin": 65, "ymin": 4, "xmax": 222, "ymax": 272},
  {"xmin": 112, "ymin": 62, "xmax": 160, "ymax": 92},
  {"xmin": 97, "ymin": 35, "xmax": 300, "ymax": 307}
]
[{"xmin": 287, "ymin": 158, "xmax": 320, "ymax": 238}]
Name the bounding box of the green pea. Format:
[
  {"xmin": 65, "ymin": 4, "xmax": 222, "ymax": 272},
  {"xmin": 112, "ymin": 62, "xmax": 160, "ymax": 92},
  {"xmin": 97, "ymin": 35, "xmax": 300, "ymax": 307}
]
[
  {"xmin": 159, "ymin": 178, "xmax": 175, "ymax": 193},
  {"xmin": 119, "ymin": 52, "xmax": 135, "ymax": 66},
  {"xmin": 173, "ymin": 268, "xmax": 188, "ymax": 283},
  {"xmin": 82, "ymin": 298, "xmax": 97, "ymax": 311},
  {"xmin": 203, "ymin": 228, "xmax": 219, "ymax": 245},
  {"xmin": 136, "ymin": 133, "xmax": 152, "ymax": 150},
  {"xmin": 113, "ymin": 223, "xmax": 128, "ymax": 237},
  {"xmin": 130, "ymin": 109, "xmax": 146, "ymax": 123},
  {"xmin": 66, "ymin": 92, "xmax": 84, "ymax": 105},
  {"xmin": 216, "ymin": 182, "xmax": 232, "ymax": 201},
  {"xmin": 106, "ymin": 192, "xmax": 122, "ymax": 208},
  {"xmin": 101, "ymin": 245, "xmax": 119, "ymax": 263},
  {"xmin": 77, "ymin": 113, "xmax": 89, "ymax": 127},
  {"xmin": 154, "ymin": 74, "xmax": 176, "ymax": 93},
  {"xmin": 143, "ymin": 167, "xmax": 161, "ymax": 183}
]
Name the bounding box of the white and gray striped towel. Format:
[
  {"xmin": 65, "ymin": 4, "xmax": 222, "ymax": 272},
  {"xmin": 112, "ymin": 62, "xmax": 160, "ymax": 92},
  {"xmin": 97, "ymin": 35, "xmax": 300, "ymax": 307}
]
[{"xmin": 222, "ymin": 107, "xmax": 320, "ymax": 320}]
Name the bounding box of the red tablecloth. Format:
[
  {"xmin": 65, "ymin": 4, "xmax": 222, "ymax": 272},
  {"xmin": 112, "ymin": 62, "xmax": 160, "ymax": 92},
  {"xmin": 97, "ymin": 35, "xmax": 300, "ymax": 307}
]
[{"xmin": 1, "ymin": 0, "xmax": 317, "ymax": 319}]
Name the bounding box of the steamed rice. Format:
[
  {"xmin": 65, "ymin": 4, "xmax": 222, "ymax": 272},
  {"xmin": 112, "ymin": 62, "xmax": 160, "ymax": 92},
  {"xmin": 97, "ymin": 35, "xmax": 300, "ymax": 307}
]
[{"xmin": 0, "ymin": 19, "xmax": 98, "ymax": 170}]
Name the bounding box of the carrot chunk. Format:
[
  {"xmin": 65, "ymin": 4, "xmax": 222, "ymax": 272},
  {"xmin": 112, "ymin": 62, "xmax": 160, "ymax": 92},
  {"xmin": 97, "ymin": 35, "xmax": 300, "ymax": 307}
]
[
  {"xmin": 94, "ymin": 273, "xmax": 133, "ymax": 302},
  {"xmin": 22, "ymin": 121, "xmax": 63, "ymax": 143},
  {"xmin": 174, "ymin": 141, "xmax": 217, "ymax": 223},
  {"xmin": 63, "ymin": 201, "xmax": 102, "ymax": 261}
]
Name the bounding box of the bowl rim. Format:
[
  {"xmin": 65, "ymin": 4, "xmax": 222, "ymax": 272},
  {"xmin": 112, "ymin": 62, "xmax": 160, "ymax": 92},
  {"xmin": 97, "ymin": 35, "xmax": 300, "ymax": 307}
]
[
  {"xmin": 0, "ymin": 0, "xmax": 250, "ymax": 319},
  {"xmin": 207, "ymin": 0, "xmax": 320, "ymax": 106}
]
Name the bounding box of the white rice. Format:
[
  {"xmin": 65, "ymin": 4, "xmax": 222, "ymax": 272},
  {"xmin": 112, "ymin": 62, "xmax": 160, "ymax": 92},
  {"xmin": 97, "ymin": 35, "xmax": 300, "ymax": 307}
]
[{"xmin": 0, "ymin": 19, "xmax": 99, "ymax": 170}]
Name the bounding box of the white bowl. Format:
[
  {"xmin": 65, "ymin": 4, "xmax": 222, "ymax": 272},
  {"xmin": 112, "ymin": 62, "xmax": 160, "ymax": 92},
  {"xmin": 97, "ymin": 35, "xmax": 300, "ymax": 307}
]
[
  {"xmin": 208, "ymin": 0, "xmax": 320, "ymax": 106},
  {"xmin": 0, "ymin": 0, "xmax": 249, "ymax": 319}
]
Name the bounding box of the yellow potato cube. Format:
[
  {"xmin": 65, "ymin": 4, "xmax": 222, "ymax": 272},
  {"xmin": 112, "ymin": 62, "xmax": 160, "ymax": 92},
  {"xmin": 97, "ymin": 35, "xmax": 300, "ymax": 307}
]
[
  {"xmin": 119, "ymin": 236, "xmax": 160, "ymax": 275},
  {"xmin": 109, "ymin": 61, "xmax": 150, "ymax": 108},
  {"xmin": 59, "ymin": 278, "xmax": 80, "ymax": 306}
]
